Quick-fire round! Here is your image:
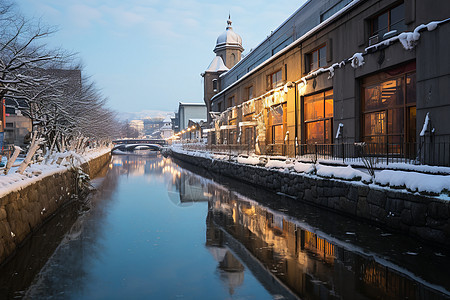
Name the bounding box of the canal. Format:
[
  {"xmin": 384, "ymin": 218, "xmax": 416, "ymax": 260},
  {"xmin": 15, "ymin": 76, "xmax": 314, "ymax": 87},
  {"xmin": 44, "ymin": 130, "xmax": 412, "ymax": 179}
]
[{"xmin": 1, "ymin": 155, "xmax": 449, "ymax": 299}]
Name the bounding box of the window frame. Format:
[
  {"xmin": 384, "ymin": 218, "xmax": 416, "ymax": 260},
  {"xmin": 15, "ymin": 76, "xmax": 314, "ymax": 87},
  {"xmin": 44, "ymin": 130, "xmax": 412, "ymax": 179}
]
[
  {"xmin": 268, "ymin": 103, "xmax": 287, "ymax": 144},
  {"xmin": 303, "ymin": 89, "xmax": 334, "ymax": 144},
  {"xmin": 361, "ymin": 63, "xmax": 416, "ymax": 147},
  {"xmin": 245, "ymin": 85, "xmax": 254, "ymax": 101},
  {"xmin": 227, "ymin": 95, "xmax": 235, "ymax": 109},
  {"xmin": 306, "ymin": 44, "xmax": 327, "ymax": 74},
  {"xmin": 370, "ymin": 2, "xmax": 406, "ymax": 39},
  {"xmin": 266, "ymin": 69, "xmax": 283, "ymax": 90}
]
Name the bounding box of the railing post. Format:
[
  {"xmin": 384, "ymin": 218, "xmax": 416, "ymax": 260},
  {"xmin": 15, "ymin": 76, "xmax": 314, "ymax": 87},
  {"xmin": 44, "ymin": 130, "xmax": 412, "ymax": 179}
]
[
  {"xmin": 341, "ymin": 142, "xmax": 345, "ymax": 164},
  {"xmin": 386, "ymin": 140, "xmax": 389, "ymax": 165}
]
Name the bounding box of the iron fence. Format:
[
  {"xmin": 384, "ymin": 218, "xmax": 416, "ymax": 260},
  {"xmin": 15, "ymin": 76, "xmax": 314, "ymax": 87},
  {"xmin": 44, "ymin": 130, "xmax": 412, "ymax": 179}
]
[{"xmin": 179, "ymin": 138, "xmax": 450, "ymax": 167}]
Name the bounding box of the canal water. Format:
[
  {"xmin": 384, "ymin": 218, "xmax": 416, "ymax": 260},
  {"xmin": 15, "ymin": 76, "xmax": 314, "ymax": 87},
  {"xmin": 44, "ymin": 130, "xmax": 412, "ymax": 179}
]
[{"xmin": 1, "ymin": 155, "xmax": 449, "ymax": 299}]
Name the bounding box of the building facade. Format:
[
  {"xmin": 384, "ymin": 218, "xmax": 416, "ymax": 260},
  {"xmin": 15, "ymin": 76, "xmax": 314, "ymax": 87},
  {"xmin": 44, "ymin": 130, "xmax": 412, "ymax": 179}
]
[
  {"xmin": 177, "ymin": 102, "xmax": 207, "ymax": 131},
  {"xmin": 203, "ymin": 0, "xmax": 450, "ymax": 165},
  {"xmin": 160, "ymin": 115, "xmax": 174, "ymax": 139}
]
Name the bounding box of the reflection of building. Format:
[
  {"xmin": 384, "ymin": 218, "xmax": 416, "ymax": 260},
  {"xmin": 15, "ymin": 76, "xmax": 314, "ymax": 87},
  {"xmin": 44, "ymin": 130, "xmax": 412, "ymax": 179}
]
[
  {"xmin": 167, "ymin": 169, "xmax": 210, "ymax": 204},
  {"xmin": 203, "ymin": 1, "xmax": 450, "ymax": 165},
  {"xmin": 208, "ymin": 186, "xmax": 448, "ymax": 299}
]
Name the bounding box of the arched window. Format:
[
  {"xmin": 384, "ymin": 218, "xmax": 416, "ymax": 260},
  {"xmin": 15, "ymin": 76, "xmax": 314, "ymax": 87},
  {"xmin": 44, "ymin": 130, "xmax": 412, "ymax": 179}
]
[
  {"xmin": 231, "ymin": 53, "xmax": 236, "ymax": 65},
  {"xmin": 212, "ymin": 79, "xmax": 218, "ymax": 92}
]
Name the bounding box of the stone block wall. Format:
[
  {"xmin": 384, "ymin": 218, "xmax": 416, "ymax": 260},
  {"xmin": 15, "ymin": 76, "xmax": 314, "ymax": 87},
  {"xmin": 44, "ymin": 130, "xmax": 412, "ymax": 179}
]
[
  {"xmin": 171, "ymin": 151, "xmax": 450, "ymax": 247},
  {"xmin": 0, "ymin": 151, "xmax": 111, "ymax": 264}
]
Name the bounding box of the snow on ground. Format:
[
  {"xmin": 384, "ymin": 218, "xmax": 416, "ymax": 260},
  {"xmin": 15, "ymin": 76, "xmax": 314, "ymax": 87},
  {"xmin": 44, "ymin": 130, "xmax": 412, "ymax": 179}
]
[
  {"xmin": 172, "ymin": 146, "xmax": 450, "ymax": 198},
  {"xmin": 375, "ymin": 170, "xmax": 450, "ymax": 194},
  {"xmin": 316, "ymin": 164, "xmax": 372, "ymax": 182},
  {"xmin": 0, "ymin": 147, "xmax": 111, "ymax": 198},
  {"xmin": 293, "ymin": 161, "xmax": 315, "ymax": 174},
  {"xmin": 266, "ymin": 158, "xmax": 294, "ymax": 169},
  {"xmin": 237, "ymin": 155, "xmax": 260, "ymax": 165}
]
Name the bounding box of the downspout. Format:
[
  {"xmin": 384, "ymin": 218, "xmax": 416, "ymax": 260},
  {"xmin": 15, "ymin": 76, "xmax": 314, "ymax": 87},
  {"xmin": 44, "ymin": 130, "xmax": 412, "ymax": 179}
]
[{"xmin": 294, "ymin": 82, "xmax": 298, "ymax": 157}]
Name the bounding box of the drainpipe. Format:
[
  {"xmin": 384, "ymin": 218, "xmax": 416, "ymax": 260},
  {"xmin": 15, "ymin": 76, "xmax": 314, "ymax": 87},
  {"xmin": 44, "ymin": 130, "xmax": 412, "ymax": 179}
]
[{"xmin": 294, "ymin": 82, "xmax": 298, "ymax": 157}]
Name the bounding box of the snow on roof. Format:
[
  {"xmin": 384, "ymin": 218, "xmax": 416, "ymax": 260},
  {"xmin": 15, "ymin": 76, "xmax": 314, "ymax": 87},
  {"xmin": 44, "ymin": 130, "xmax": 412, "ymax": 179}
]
[
  {"xmin": 163, "ymin": 115, "xmax": 172, "ymax": 123},
  {"xmin": 215, "ymin": 18, "xmax": 243, "ymax": 52},
  {"xmin": 179, "ymin": 102, "xmax": 206, "ymax": 106},
  {"xmin": 205, "ymin": 56, "xmax": 229, "ymax": 73},
  {"xmin": 189, "ymin": 118, "xmax": 206, "ymax": 123}
]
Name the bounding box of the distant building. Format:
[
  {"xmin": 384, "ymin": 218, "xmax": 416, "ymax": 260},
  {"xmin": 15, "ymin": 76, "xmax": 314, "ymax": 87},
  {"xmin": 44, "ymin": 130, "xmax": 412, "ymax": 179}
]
[
  {"xmin": 171, "ymin": 112, "xmax": 179, "ymax": 133},
  {"xmin": 129, "ymin": 120, "xmax": 144, "ymax": 136},
  {"xmin": 143, "ymin": 118, "xmax": 164, "ymax": 136},
  {"xmin": 177, "ymin": 102, "xmax": 207, "ymax": 131},
  {"xmin": 160, "ymin": 115, "xmax": 174, "ymax": 139},
  {"xmin": 2, "ymin": 68, "xmax": 82, "ymax": 148},
  {"xmin": 3, "ymin": 101, "xmax": 31, "ymax": 147}
]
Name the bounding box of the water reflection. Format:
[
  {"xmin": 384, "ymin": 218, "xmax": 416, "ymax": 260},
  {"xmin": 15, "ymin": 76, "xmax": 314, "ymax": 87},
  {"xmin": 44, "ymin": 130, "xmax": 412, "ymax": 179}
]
[
  {"xmin": 4, "ymin": 154, "xmax": 448, "ymax": 299},
  {"xmin": 23, "ymin": 155, "xmax": 273, "ymax": 299},
  {"xmin": 200, "ymin": 175, "xmax": 450, "ymax": 300}
]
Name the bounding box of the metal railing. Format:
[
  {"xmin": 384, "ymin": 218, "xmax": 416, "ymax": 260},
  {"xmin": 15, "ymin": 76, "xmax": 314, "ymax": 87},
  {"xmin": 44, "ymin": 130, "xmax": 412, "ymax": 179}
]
[{"xmin": 179, "ymin": 138, "xmax": 450, "ymax": 167}]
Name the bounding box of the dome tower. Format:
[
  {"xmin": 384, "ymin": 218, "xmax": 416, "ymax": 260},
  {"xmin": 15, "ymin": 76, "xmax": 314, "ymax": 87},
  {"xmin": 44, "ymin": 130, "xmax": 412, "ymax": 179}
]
[{"xmin": 213, "ymin": 15, "xmax": 244, "ymax": 69}]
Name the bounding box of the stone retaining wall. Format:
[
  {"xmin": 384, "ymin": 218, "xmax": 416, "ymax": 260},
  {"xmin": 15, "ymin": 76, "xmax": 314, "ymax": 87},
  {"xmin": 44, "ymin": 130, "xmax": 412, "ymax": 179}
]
[
  {"xmin": 0, "ymin": 151, "xmax": 111, "ymax": 264},
  {"xmin": 171, "ymin": 150, "xmax": 450, "ymax": 247}
]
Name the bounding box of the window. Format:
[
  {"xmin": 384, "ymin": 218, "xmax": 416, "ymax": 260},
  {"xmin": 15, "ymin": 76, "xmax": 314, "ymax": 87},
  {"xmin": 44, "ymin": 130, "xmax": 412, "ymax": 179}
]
[
  {"xmin": 6, "ymin": 122, "xmax": 13, "ymax": 128},
  {"xmin": 304, "ymin": 90, "xmax": 333, "ymax": 144},
  {"xmin": 272, "ymin": 37, "xmax": 293, "ymax": 55},
  {"xmin": 371, "ymin": 3, "xmax": 406, "ymax": 40},
  {"xmin": 5, "ymin": 107, "xmax": 15, "ymax": 115},
  {"xmin": 227, "ymin": 96, "xmax": 234, "ymax": 108},
  {"xmin": 362, "ymin": 63, "xmax": 416, "ymax": 148},
  {"xmin": 231, "ymin": 53, "xmax": 236, "ymax": 65},
  {"xmin": 218, "ymin": 102, "xmax": 223, "ymax": 112},
  {"xmin": 269, "ymin": 104, "xmax": 286, "ymax": 144},
  {"xmin": 320, "ymin": 0, "xmax": 352, "ymax": 22},
  {"xmin": 246, "ymin": 86, "xmax": 253, "ymax": 100},
  {"xmin": 267, "ymin": 69, "xmax": 282, "ymax": 90},
  {"xmin": 307, "ymin": 45, "xmax": 327, "ymax": 73},
  {"xmin": 212, "ymin": 79, "xmax": 218, "ymax": 92}
]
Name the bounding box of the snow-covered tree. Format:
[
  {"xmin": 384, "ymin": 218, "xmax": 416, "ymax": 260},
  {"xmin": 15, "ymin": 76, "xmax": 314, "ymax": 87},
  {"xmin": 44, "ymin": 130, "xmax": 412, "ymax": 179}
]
[{"xmin": 0, "ymin": 1, "xmax": 121, "ymax": 153}]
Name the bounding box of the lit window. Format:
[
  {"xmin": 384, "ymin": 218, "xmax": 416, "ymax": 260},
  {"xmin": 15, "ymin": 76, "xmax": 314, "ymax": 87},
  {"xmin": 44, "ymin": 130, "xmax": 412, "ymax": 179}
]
[
  {"xmin": 304, "ymin": 90, "xmax": 333, "ymax": 144},
  {"xmin": 362, "ymin": 65, "xmax": 416, "ymax": 148}
]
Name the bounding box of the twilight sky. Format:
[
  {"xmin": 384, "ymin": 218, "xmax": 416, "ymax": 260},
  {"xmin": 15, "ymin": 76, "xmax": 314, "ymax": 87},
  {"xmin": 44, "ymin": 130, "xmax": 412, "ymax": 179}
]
[{"xmin": 18, "ymin": 0, "xmax": 307, "ymax": 116}]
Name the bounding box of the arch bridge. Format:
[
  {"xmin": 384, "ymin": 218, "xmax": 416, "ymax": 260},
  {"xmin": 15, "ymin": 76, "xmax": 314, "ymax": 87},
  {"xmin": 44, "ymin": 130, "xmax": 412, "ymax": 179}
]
[
  {"xmin": 113, "ymin": 139, "xmax": 167, "ymax": 146},
  {"xmin": 112, "ymin": 143, "xmax": 162, "ymax": 153}
]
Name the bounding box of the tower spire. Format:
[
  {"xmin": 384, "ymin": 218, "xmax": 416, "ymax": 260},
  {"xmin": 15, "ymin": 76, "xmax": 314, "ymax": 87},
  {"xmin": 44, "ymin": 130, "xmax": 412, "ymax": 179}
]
[{"xmin": 227, "ymin": 13, "xmax": 232, "ymax": 28}]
